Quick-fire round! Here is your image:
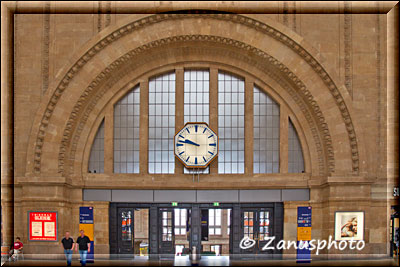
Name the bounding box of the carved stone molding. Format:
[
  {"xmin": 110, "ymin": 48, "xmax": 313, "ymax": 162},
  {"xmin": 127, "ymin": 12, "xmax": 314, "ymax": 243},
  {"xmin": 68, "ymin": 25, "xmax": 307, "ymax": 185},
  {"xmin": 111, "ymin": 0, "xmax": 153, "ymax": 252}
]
[
  {"xmin": 32, "ymin": 13, "xmax": 359, "ymax": 175},
  {"xmin": 105, "ymin": 1, "xmax": 111, "ymax": 27},
  {"xmin": 97, "ymin": 1, "xmax": 102, "ymax": 33},
  {"xmin": 283, "ymin": 2, "xmax": 289, "ymax": 27},
  {"xmin": 375, "ymin": 2, "xmax": 383, "ymax": 178},
  {"xmin": 293, "ymin": 2, "xmax": 298, "ymax": 33},
  {"xmin": 59, "ymin": 35, "xmax": 333, "ymax": 177},
  {"xmin": 344, "ymin": 2, "xmax": 353, "ymax": 98},
  {"xmin": 41, "ymin": 1, "xmax": 50, "ymax": 96}
]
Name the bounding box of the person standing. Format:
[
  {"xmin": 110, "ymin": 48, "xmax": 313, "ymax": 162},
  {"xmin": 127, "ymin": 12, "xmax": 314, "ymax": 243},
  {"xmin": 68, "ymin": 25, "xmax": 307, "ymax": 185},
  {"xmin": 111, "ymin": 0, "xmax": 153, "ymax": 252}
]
[
  {"xmin": 75, "ymin": 230, "xmax": 91, "ymax": 266},
  {"xmin": 10, "ymin": 237, "xmax": 23, "ymax": 261},
  {"xmin": 61, "ymin": 231, "xmax": 75, "ymax": 266}
]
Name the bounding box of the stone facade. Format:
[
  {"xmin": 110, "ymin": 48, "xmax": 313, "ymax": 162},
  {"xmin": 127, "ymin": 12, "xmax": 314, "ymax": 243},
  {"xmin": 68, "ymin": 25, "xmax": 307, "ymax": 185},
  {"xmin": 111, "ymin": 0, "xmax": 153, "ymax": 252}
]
[{"xmin": 1, "ymin": 1, "xmax": 398, "ymax": 260}]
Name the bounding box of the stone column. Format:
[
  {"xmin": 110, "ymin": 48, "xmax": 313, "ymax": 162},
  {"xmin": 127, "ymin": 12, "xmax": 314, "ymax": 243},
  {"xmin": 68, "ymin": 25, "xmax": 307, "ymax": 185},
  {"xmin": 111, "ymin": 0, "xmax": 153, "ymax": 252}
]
[
  {"xmin": 221, "ymin": 209, "xmax": 229, "ymax": 255},
  {"xmin": 1, "ymin": 2, "xmax": 15, "ymax": 246},
  {"xmin": 387, "ymin": 3, "xmax": 399, "ymax": 203}
]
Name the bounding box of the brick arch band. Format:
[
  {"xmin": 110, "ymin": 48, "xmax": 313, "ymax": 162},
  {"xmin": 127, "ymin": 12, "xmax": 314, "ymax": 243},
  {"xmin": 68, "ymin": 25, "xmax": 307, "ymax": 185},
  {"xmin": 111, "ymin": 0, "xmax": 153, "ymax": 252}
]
[{"xmin": 29, "ymin": 14, "xmax": 360, "ymax": 176}]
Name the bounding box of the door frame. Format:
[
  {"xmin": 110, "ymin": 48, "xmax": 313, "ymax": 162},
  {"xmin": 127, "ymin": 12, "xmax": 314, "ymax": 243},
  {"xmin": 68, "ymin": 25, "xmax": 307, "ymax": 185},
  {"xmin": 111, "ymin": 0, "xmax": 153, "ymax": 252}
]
[
  {"xmin": 240, "ymin": 207, "xmax": 275, "ymax": 256},
  {"xmin": 158, "ymin": 207, "xmax": 175, "ymax": 258},
  {"xmin": 117, "ymin": 207, "xmax": 135, "ymax": 256}
]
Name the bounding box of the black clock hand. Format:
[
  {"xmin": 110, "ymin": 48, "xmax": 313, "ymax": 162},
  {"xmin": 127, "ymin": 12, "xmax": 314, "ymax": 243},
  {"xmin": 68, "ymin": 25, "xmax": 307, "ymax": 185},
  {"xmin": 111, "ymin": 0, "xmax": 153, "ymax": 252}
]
[
  {"xmin": 185, "ymin": 139, "xmax": 200, "ymax": 146},
  {"xmin": 178, "ymin": 139, "xmax": 200, "ymax": 146}
]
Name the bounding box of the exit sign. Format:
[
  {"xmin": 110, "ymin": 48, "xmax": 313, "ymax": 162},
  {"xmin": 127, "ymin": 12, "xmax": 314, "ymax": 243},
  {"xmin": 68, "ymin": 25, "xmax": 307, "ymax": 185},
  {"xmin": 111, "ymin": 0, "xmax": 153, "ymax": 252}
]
[
  {"xmin": 213, "ymin": 202, "xmax": 220, "ymax": 207},
  {"xmin": 172, "ymin": 202, "xmax": 178, "ymax": 207}
]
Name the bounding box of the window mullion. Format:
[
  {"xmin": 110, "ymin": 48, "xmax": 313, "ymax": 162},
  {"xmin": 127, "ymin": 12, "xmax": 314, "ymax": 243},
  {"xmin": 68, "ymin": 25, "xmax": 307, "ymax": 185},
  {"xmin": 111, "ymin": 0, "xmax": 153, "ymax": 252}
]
[
  {"xmin": 245, "ymin": 78, "xmax": 254, "ymax": 175},
  {"xmin": 209, "ymin": 68, "xmax": 219, "ymax": 174},
  {"xmin": 280, "ymin": 106, "xmax": 289, "ymax": 173},
  {"xmin": 140, "ymin": 80, "xmax": 148, "ymax": 174},
  {"xmin": 104, "ymin": 105, "xmax": 113, "ymax": 174},
  {"xmin": 175, "ymin": 68, "xmax": 184, "ymax": 174}
]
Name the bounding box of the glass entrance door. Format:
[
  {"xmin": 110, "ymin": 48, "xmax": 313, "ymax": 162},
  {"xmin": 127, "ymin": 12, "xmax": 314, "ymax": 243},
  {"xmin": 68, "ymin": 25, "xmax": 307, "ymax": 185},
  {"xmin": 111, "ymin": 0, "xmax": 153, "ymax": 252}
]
[
  {"xmin": 159, "ymin": 208, "xmax": 175, "ymax": 257},
  {"xmin": 110, "ymin": 203, "xmax": 282, "ymax": 259},
  {"xmin": 257, "ymin": 210, "xmax": 272, "ymax": 253},
  {"xmin": 118, "ymin": 208, "xmax": 134, "ymax": 255},
  {"xmin": 241, "ymin": 208, "xmax": 273, "ymax": 255}
]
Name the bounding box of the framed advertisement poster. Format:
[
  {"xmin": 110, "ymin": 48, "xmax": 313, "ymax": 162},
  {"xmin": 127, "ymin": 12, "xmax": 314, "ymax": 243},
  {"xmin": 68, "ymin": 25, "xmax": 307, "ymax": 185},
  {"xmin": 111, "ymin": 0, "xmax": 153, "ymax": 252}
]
[
  {"xmin": 334, "ymin": 211, "xmax": 364, "ymax": 241},
  {"xmin": 28, "ymin": 211, "xmax": 58, "ymax": 241}
]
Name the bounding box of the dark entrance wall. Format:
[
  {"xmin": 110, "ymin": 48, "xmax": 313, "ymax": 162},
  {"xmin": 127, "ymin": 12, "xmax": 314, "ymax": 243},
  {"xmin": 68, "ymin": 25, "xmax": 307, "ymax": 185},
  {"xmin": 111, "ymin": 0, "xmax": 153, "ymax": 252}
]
[{"xmin": 109, "ymin": 202, "xmax": 284, "ymax": 259}]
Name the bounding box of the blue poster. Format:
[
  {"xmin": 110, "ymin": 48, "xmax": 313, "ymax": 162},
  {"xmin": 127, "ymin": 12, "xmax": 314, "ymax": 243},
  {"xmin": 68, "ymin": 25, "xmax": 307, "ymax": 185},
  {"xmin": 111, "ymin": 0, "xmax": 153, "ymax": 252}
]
[
  {"xmin": 296, "ymin": 206, "xmax": 312, "ymax": 263},
  {"xmin": 79, "ymin": 207, "xmax": 94, "ymax": 224},
  {"xmin": 87, "ymin": 241, "xmax": 94, "ymax": 263},
  {"xmin": 79, "ymin": 207, "xmax": 94, "ymax": 263},
  {"xmin": 297, "ymin": 206, "xmax": 312, "ymax": 227}
]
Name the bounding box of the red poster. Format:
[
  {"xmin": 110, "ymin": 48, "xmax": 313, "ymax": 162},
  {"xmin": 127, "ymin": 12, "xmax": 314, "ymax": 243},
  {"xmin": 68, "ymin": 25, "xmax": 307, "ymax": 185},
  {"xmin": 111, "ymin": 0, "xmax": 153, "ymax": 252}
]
[{"xmin": 29, "ymin": 212, "xmax": 57, "ymax": 241}]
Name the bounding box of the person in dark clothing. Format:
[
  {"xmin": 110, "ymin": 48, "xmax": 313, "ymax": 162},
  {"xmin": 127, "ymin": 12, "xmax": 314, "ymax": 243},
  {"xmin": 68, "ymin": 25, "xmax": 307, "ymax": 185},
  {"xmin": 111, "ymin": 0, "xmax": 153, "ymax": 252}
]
[
  {"xmin": 61, "ymin": 231, "xmax": 75, "ymax": 266},
  {"xmin": 75, "ymin": 230, "xmax": 91, "ymax": 266}
]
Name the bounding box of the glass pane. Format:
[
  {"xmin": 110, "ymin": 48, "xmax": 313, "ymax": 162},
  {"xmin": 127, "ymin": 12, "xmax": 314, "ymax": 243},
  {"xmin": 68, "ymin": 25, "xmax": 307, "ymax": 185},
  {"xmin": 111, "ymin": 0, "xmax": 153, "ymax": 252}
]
[
  {"xmin": 184, "ymin": 70, "xmax": 210, "ymax": 174},
  {"xmin": 113, "ymin": 86, "xmax": 140, "ymax": 173},
  {"xmin": 253, "ymin": 86, "xmax": 280, "ymax": 173},
  {"xmin": 288, "ymin": 119, "xmax": 305, "ymax": 173},
  {"xmin": 218, "ymin": 71, "xmax": 245, "ymax": 174},
  {"xmin": 88, "ymin": 120, "xmax": 105, "ymax": 173},
  {"xmin": 148, "ymin": 73, "xmax": 175, "ymax": 174},
  {"xmin": 181, "ymin": 210, "xmax": 187, "ymax": 225},
  {"xmin": 175, "ymin": 228, "xmax": 180, "ymax": 235},
  {"xmin": 174, "ymin": 210, "xmax": 180, "ymax": 226}
]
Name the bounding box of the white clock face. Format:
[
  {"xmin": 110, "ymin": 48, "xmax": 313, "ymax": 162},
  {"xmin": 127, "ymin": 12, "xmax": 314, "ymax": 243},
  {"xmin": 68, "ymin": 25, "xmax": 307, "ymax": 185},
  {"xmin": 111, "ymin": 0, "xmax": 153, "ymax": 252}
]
[{"xmin": 174, "ymin": 123, "xmax": 218, "ymax": 168}]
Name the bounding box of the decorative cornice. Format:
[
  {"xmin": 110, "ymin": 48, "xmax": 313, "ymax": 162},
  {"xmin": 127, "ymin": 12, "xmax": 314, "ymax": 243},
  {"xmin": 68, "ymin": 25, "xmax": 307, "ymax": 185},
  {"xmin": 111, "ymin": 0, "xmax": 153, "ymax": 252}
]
[
  {"xmin": 60, "ymin": 35, "xmax": 332, "ymax": 177},
  {"xmin": 32, "ymin": 13, "xmax": 359, "ymax": 175}
]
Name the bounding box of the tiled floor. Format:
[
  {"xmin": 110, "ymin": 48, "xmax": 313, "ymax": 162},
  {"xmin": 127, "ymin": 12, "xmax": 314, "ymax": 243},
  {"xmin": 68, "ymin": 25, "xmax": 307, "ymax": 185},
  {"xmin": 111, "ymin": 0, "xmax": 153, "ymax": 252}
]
[{"xmin": 3, "ymin": 257, "xmax": 399, "ymax": 266}]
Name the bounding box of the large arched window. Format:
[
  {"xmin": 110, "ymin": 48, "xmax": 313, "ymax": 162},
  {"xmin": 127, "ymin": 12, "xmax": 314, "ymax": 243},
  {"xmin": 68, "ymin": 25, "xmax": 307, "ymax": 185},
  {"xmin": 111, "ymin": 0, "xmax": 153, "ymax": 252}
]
[
  {"xmin": 148, "ymin": 72, "xmax": 176, "ymax": 174},
  {"xmin": 114, "ymin": 85, "xmax": 140, "ymax": 173},
  {"xmin": 184, "ymin": 70, "xmax": 210, "ymax": 174},
  {"xmin": 87, "ymin": 66, "xmax": 307, "ymax": 176},
  {"xmin": 288, "ymin": 118, "xmax": 305, "ymax": 173},
  {"xmin": 253, "ymin": 86, "xmax": 280, "ymax": 173},
  {"xmin": 218, "ymin": 71, "xmax": 245, "ymax": 174},
  {"xmin": 88, "ymin": 119, "xmax": 104, "ymax": 173}
]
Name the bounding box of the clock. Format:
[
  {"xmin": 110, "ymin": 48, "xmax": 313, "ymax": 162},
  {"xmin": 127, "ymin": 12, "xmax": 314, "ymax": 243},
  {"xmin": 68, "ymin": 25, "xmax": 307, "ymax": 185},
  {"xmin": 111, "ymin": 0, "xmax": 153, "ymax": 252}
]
[{"xmin": 174, "ymin": 122, "xmax": 218, "ymax": 168}]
